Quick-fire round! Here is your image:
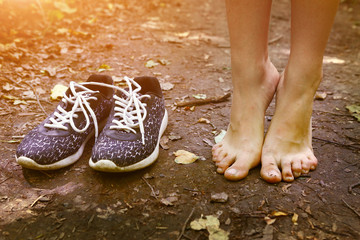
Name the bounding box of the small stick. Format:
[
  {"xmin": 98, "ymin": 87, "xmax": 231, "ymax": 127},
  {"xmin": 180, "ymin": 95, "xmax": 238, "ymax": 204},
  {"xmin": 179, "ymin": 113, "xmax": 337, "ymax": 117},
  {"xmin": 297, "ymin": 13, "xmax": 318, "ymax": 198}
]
[
  {"xmin": 348, "ymin": 182, "xmax": 360, "ymax": 194},
  {"xmin": 313, "ymin": 137, "xmax": 360, "ymax": 151},
  {"xmin": 30, "ymin": 194, "xmax": 45, "ymax": 207},
  {"xmin": 177, "ymin": 208, "xmax": 195, "ymax": 240},
  {"xmin": 22, "ymin": 81, "xmax": 48, "ymax": 116},
  {"xmin": 0, "ymin": 176, "xmax": 12, "ymax": 185},
  {"xmin": 142, "ymin": 177, "xmax": 158, "ymax": 200},
  {"xmin": 342, "ymin": 199, "xmax": 360, "ymax": 218},
  {"xmin": 176, "ymin": 93, "xmax": 231, "ymax": 107}
]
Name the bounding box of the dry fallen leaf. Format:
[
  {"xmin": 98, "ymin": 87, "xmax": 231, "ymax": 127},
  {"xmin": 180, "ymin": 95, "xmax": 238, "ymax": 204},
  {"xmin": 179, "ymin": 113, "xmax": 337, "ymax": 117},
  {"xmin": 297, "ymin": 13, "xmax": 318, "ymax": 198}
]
[
  {"xmin": 281, "ymin": 184, "xmax": 292, "ymax": 193},
  {"xmin": 315, "ymin": 92, "xmax": 327, "ymax": 100},
  {"xmin": 158, "ymin": 59, "xmax": 171, "ymax": 65},
  {"xmin": 98, "ymin": 64, "xmax": 112, "ymax": 72},
  {"xmin": 292, "ymin": 213, "xmax": 299, "ymax": 225},
  {"xmin": 160, "ymin": 136, "xmax": 169, "ymax": 150},
  {"xmin": 50, "ymin": 84, "xmax": 68, "ymax": 100},
  {"xmin": 214, "ymin": 130, "xmax": 226, "ymax": 144},
  {"xmin": 264, "ymin": 216, "xmax": 276, "ymax": 225},
  {"xmin": 193, "ymin": 93, "xmax": 207, "ymax": 99},
  {"xmin": 198, "ymin": 117, "xmax": 210, "ymax": 124},
  {"xmin": 270, "ymin": 210, "xmax": 288, "ymax": 217},
  {"xmin": 145, "ymin": 60, "xmax": 159, "ymax": 68},
  {"xmin": 160, "ymin": 82, "xmax": 174, "ymax": 91},
  {"xmin": 2, "ymin": 83, "xmax": 13, "ymax": 92},
  {"xmin": 346, "ymin": 104, "xmax": 360, "ymax": 122},
  {"xmin": 13, "ymin": 100, "xmax": 28, "ymax": 105},
  {"xmin": 174, "ymin": 150, "xmax": 199, "ymax": 164},
  {"xmin": 190, "ymin": 215, "xmax": 229, "ymax": 240}
]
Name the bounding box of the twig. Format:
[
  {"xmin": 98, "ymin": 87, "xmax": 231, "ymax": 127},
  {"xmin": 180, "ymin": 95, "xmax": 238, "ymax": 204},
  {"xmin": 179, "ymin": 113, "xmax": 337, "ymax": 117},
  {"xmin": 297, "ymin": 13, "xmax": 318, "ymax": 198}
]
[
  {"xmin": 314, "ymin": 109, "xmax": 353, "ymax": 117},
  {"xmin": 348, "ymin": 182, "xmax": 360, "ymax": 194},
  {"xmin": 177, "ymin": 208, "xmax": 195, "ymax": 240},
  {"xmin": 22, "ymin": 81, "xmax": 48, "ymax": 116},
  {"xmin": 0, "ymin": 176, "xmax": 12, "ymax": 185},
  {"xmin": 0, "ymin": 75, "xmax": 48, "ymax": 116},
  {"xmin": 268, "ymin": 35, "xmax": 283, "ymax": 44},
  {"xmin": 176, "ymin": 93, "xmax": 231, "ymax": 107},
  {"xmin": 30, "ymin": 194, "xmax": 45, "ymax": 208},
  {"xmin": 313, "ymin": 137, "xmax": 360, "ymax": 151},
  {"xmin": 342, "ymin": 199, "xmax": 360, "ymax": 218},
  {"xmin": 142, "ymin": 177, "xmax": 158, "ymax": 200}
]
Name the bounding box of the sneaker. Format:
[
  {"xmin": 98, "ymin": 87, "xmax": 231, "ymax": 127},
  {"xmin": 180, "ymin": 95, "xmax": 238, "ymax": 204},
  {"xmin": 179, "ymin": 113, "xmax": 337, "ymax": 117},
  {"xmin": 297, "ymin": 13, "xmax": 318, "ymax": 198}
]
[
  {"xmin": 16, "ymin": 74, "xmax": 114, "ymax": 170},
  {"xmin": 89, "ymin": 76, "xmax": 168, "ymax": 172}
]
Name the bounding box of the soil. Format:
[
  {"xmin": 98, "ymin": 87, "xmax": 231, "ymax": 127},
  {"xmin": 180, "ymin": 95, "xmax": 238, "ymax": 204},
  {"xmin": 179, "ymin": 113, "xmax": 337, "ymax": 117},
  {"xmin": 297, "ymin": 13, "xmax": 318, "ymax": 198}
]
[{"xmin": 0, "ymin": 0, "xmax": 359, "ymax": 239}]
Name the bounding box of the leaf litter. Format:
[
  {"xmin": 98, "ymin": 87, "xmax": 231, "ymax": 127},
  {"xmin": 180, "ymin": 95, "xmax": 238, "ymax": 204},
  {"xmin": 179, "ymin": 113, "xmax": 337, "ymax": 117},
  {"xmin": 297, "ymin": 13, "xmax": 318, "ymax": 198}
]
[
  {"xmin": 190, "ymin": 215, "xmax": 229, "ymax": 240},
  {"xmin": 174, "ymin": 150, "xmax": 199, "ymax": 164},
  {"xmin": 50, "ymin": 84, "xmax": 68, "ymax": 100}
]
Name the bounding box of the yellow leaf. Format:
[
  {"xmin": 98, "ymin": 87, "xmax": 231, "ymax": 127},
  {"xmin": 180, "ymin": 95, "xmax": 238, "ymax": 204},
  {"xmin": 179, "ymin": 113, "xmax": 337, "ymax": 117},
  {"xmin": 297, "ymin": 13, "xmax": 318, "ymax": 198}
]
[
  {"xmin": 190, "ymin": 215, "xmax": 229, "ymax": 240},
  {"xmin": 98, "ymin": 64, "xmax": 112, "ymax": 72},
  {"xmin": 174, "ymin": 150, "xmax": 199, "ymax": 164},
  {"xmin": 13, "ymin": 100, "xmax": 28, "ymax": 105},
  {"xmin": 50, "ymin": 84, "xmax": 68, "ymax": 100},
  {"xmin": 292, "ymin": 213, "xmax": 298, "ymax": 225},
  {"xmin": 271, "ymin": 211, "xmax": 288, "ymax": 217},
  {"xmin": 2, "ymin": 95, "xmax": 18, "ymax": 100},
  {"xmin": 145, "ymin": 60, "xmax": 159, "ymax": 68}
]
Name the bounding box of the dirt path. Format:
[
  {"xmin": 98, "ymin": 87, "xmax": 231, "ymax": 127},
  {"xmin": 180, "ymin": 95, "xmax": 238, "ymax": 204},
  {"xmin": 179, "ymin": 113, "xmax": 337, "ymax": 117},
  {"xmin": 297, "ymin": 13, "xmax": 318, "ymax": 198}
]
[{"xmin": 0, "ymin": 0, "xmax": 359, "ymax": 239}]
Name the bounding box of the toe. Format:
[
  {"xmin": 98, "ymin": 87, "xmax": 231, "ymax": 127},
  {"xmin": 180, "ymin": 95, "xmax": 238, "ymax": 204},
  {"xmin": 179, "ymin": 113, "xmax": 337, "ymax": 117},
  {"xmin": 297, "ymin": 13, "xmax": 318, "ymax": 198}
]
[
  {"xmin": 261, "ymin": 156, "xmax": 282, "ymax": 183},
  {"xmin": 212, "ymin": 148, "xmax": 225, "ymax": 162},
  {"xmin": 308, "ymin": 155, "xmax": 318, "ymax": 170},
  {"xmin": 224, "ymin": 159, "xmax": 252, "ymax": 181},
  {"xmin": 212, "ymin": 143, "xmax": 222, "ymax": 154},
  {"xmin": 216, "ymin": 155, "xmax": 235, "ymax": 174},
  {"xmin": 301, "ymin": 158, "xmax": 311, "ymax": 174},
  {"xmin": 291, "ymin": 158, "xmax": 302, "ymax": 178},
  {"xmin": 281, "ymin": 158, "xmax": 294, "ymax": 182}
]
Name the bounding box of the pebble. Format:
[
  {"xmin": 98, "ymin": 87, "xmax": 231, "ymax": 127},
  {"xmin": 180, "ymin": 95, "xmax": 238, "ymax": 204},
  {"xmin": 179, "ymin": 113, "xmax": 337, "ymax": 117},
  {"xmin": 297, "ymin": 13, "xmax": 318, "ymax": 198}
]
[{"xmin": 210, "ymin": 192, "xmax": 228, "ymax": 203}]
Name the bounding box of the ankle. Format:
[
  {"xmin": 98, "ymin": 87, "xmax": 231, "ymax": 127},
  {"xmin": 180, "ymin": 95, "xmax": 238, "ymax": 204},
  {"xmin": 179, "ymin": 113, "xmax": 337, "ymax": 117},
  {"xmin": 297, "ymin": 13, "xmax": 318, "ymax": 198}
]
[{"xmin": 232, "ymin": 58, "xmax": 277, "ymax": 84}]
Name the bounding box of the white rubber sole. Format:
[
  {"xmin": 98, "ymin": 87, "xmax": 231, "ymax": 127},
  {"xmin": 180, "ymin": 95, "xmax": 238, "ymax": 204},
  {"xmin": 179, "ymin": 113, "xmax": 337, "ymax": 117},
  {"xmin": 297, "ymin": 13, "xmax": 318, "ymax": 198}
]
[
  {"xmin": 16, "ymin": 120, "xmax": 107, "ymax": 171},
  {"xmin": 89, "ymin": 110, "xmax": 168, "ymax": 172}
]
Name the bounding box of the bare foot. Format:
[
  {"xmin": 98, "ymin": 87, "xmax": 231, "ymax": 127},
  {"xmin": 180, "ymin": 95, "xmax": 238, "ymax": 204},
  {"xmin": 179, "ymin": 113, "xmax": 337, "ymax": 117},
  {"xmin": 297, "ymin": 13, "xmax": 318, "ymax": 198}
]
[
  {"xmin": 261, "ymin": 68, "xmax": 320, "ymax": 183},
  {"xmin": 212, "ymin": 60, "xmax": 279, "ymax": 181}
]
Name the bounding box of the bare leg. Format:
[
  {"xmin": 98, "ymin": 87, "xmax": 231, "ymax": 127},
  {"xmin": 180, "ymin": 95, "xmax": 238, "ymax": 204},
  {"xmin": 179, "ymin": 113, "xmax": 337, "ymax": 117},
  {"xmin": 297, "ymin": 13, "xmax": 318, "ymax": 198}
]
[
  {"xmin": 261, "ymin": 0, "xmax": 339, "ymax": 183},
  {"xmin": 212, "ymin": 0, "xmax": 279, "ymax": 181}
]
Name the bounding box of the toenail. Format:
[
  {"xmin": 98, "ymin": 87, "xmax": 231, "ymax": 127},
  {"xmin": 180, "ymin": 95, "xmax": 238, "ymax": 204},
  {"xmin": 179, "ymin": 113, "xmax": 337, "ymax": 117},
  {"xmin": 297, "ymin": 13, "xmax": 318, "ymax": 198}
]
[
  {"xmin": 226, "ymin": 168, "xmax": 237, "ymax": 175},
  {"xmin": 269, "ymin": 170, "xmax": 278, "ymax": 177},
  {"xmin": 217, "ymin": 168, "xmax": 224, "ymax": 174},
  {"xmin": 293, "ymin": 172, "xmax": 301, "ymax": 178},
  {"xmin": 310, "ymin": 165, "xmax": 316, "ymax": 170}
]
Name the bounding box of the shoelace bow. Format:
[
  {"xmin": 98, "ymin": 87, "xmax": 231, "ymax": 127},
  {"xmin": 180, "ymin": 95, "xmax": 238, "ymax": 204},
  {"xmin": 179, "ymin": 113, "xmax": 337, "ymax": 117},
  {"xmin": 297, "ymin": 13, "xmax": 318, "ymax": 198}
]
[
  {"xmin": 44, "ymin": 82, "xmax": 101, "ymax": 138},
  {"xmin": 44, "ymin": 77, "xmax": 150, "ymax": 144}
]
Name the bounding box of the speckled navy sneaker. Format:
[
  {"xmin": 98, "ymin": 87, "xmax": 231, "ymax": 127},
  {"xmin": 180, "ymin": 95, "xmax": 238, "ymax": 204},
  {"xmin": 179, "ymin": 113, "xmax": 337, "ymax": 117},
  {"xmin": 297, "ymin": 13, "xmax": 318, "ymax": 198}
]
[
  {"xmin": 89, "ymin": 76, "xmax": 168, "ymax": 172},
  {"xmin": 16, "ymin": 75, "xmax": 114, "ymax": 170}
]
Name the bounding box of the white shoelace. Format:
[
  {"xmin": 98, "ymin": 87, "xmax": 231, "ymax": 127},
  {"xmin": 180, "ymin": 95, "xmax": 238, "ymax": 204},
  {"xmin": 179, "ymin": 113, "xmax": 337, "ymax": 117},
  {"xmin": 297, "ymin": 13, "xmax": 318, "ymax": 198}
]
[
  {"xmin": 44, "ymin": 77, "xmax": 150, "ymax": 144},
  {"xmin": 110, "ymin": 76, "xmax": 150, "ymax": 145},
  {"xmin": 44, "ymin": 82, "xmax": 101, "ymax": 138}
]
